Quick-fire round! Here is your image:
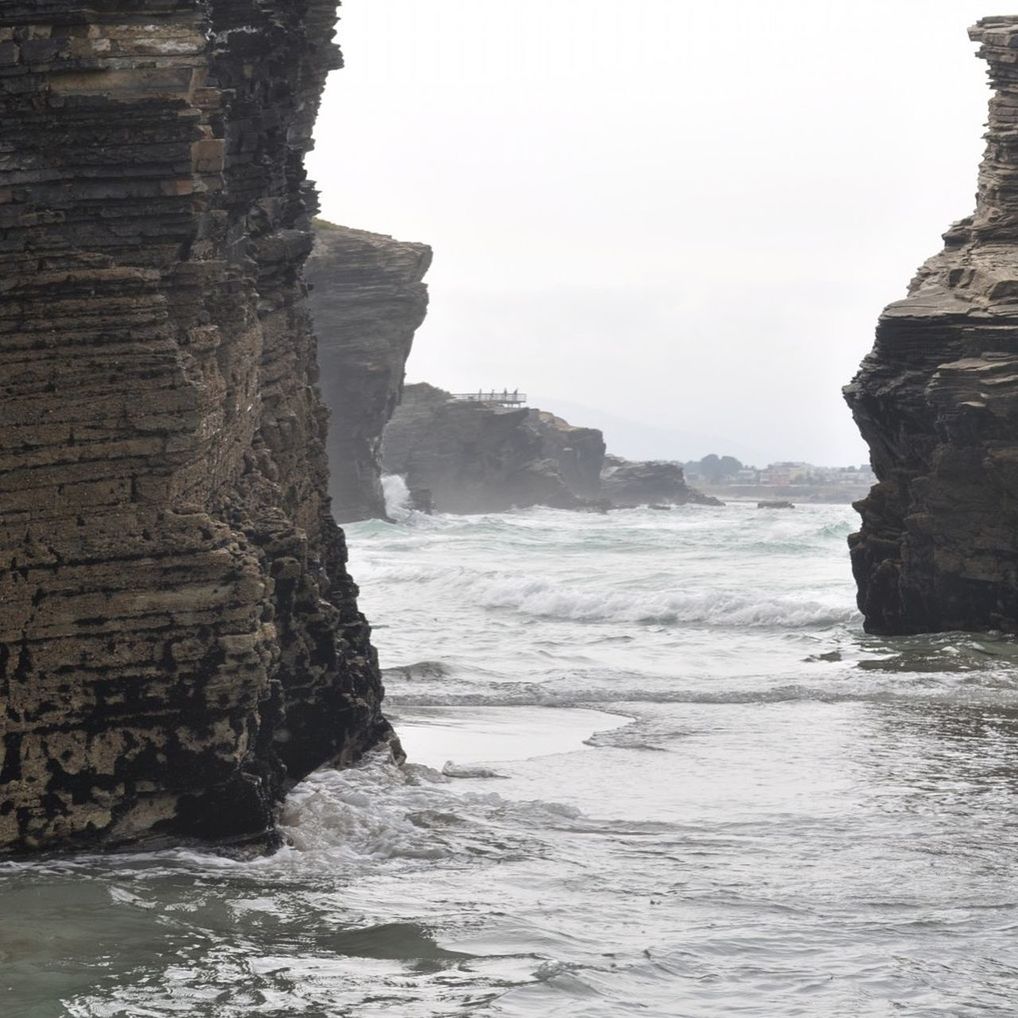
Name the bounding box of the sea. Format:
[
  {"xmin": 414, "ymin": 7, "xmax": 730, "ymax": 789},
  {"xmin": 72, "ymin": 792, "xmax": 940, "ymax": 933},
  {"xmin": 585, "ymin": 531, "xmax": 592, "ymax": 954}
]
[{"xmin": 4, "ymin": 489, "xmax": 1018, "ymax": 1017}]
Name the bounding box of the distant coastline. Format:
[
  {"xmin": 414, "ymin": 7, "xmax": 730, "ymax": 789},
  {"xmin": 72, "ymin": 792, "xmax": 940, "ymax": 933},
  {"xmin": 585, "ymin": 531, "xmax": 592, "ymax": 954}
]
[
  {"xmin": 685, "ymin": 457, "xmax": 875, "ymax": 505},
  {"xmin": 697, "ymin": 485, "xmax": 870, "ymax": 505}
]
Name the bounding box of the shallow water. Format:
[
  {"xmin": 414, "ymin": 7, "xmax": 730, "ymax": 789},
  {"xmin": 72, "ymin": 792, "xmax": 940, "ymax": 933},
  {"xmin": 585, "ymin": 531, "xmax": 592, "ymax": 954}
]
[{"xmin": 4, "ymin": 500, "xmax": 1018, "ymax": 1016}]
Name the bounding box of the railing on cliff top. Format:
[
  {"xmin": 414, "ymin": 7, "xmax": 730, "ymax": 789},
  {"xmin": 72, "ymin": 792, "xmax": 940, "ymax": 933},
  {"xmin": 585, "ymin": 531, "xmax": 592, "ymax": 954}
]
[{"xmin": 452, "ymin": 391, "xmax": 527, "ymax": 406}]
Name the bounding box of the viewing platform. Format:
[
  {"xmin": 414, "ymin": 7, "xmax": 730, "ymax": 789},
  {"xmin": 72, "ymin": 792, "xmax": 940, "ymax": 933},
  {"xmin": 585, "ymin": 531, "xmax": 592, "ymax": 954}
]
[{"xmin": 452, "ymin": 390, "xmax": 527, "ymax": 407}]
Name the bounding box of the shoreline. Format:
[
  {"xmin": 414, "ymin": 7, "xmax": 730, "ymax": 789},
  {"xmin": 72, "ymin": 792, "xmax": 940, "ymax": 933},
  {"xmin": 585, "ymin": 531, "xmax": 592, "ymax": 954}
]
[{"xmin": 390, "ymin": 705, "xmax": 630, "ymax": 770}]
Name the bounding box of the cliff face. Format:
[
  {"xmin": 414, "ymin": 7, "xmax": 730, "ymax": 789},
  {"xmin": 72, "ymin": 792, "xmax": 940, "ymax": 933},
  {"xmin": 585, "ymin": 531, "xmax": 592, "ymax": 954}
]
[
  {"xmin": 305, "ymin": 222, "xmax": 431, "ymax": 523},
  {"xmin": 381, "ymin": 385, "xmax": 607, "ymax": 513},
  {"xmin": 846, "ymin": 18, "xmax": 1018, "ymax": 635},
  {"xmin": 0, "ymin": 1, "xmax": 393, "ymax": 853}
]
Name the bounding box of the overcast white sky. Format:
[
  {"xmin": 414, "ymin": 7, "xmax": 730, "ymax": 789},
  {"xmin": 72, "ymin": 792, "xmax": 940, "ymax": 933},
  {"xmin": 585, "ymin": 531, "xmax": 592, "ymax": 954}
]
[{"xmin": 309, "ymin": 0, "xmax": 995, "ymax": 466}]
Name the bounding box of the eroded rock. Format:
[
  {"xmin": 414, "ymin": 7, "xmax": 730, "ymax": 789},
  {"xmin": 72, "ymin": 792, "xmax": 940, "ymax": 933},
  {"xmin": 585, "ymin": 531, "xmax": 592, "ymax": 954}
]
[
  {"xmin": 381, "ymin": 384, "xmax": 607, "ymax": 513},
  {"xmin": 846, "ymin": 17, "xmax": 1018, "ymax": 634},
  {"xmin": 0, "ymin": 1, "xmax": 393, "ymax": 852},
  {"xmin": 306, "ymin": 222, "xmax": 431, "ymax": 523},
  {"xmin": 381, "ymin": 387, "xmax": 719, "ymax": 513}
]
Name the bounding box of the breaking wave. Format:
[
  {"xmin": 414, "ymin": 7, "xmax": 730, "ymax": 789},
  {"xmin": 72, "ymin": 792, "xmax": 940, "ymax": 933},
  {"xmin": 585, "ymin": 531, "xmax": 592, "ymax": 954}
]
[
  {"xmin": 381, "ymin": 473, "xmax": 412, "ymax": 517},
  {"xmin": 362, "ymin": 563, "xmax": 857, "ymax": 628}
]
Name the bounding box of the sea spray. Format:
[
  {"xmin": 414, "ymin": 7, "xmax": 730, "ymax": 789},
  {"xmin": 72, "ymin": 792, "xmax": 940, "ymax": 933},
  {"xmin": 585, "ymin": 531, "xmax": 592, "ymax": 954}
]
[{"xmin": 381, "ymin": 473, "xmax": 413, "ymax": 518}]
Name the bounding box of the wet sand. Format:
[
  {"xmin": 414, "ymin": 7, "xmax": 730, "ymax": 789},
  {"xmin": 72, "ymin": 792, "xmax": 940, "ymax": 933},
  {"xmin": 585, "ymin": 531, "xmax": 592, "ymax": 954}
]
[{"xmin": 390, "ymin": 705, "xmax": 629, "ymax": 769}]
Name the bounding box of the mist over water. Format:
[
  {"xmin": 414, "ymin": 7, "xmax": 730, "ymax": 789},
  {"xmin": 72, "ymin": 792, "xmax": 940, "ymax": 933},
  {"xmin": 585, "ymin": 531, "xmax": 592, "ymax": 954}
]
[{"xmin": 4, "ymin": 502, "xmax": 1018, "ymax": 1016}]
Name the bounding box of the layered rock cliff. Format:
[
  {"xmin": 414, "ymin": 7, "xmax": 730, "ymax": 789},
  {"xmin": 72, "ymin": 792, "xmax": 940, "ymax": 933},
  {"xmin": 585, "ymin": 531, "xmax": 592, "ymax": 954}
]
[
  {"xmin": 381, "ymin": 385, "xmax": 607, "ymax": 513},
  {"xmin": 0, "ymin": 1, "xmax": 393, "ymax": 853},
  {"xmin": 306, "ymin": 222, "xmax": 431, "ymax": 523},
  {"xmin": 846, "ymin": 17, "xmax": 1018, "ymax": 634}
]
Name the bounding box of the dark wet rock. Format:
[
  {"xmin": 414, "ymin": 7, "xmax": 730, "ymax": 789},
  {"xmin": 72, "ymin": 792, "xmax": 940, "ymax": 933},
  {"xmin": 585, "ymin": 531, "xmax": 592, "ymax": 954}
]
[
  {"xmin": 757, "ymin": 500, "xmax": 795, "ymax": 510},
  {"xmin": 847, "ymin": 17, "xmax": 1018, "ymax": 635},
  {"xmin": 0, "ymin": 1, "xmax": 393, "ymax": 853},
  {"xmin": 306, "ymin": 222, "xmax": 431, "ymax": 523},
  {"xmin": 804, "ymin": 650, "xmax": 842, "ymax": 663},
  {"xmin": 381, "ymin": 385, "xmax": 607, "ymax": 513},
  {"xmin": 601, "ymin": 456, "xmax": 722, "ymax": 508},
  {"xmin": 407, "ymin": 487, "xmax": 435, "ymax": 515}
]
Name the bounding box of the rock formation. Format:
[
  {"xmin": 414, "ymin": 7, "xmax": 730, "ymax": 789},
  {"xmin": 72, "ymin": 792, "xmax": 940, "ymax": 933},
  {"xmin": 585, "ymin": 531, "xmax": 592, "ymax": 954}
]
[
  {"xmin": 847, "ymin": 17, "xmax": 1018, "ymax": 634},
  {"xmin": 381, "ymin": 385, "xmax": 719, "ymax": 513},
  {"xmin": 381, "ymin": 384, "xmax": 607, "ymax": 513},
  {"xmin": 601, "ymin": 456, "xmax": 722, "ymax": 508},
  {"xmin": 0, "ymin": 1, "xmax": 394, "ymax": 853},
  {"xmin": 305, "ymin": 222, "xmax": 431, "ymax": 523}
]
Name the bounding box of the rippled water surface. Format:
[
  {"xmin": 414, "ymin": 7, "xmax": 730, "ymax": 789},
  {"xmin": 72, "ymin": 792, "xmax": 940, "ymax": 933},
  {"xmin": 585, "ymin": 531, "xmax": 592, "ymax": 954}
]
[{"xmin": 5, "ymin": 500, "xmax": 1018, "ymax": 1016}]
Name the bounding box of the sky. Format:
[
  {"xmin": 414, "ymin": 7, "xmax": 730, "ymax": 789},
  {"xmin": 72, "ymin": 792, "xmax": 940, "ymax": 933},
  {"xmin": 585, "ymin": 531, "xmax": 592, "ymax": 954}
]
[{"xmin": 309, "ymin": 0, "xmax": 996, "ymax": 467}]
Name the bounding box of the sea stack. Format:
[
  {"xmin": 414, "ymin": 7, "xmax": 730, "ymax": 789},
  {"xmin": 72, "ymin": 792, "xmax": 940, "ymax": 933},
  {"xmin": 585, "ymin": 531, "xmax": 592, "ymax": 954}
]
[
  {"xmin": 0, "ymin": 2, "xmax": 393, "ymax": 852},
  {"xmin": 847, "ymin": 18, "xmax": 1018, "ymax": 634},
  {"xmin": 306, "ymin": 223, "xmax": 431, "ymax": 523}
]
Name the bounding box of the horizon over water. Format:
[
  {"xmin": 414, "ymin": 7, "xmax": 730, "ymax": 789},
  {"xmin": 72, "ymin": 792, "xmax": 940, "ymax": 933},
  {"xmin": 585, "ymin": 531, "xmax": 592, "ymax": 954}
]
[{"xmin": 3, "ymin": 493, "xmax": 1018, "ymax": 1015}]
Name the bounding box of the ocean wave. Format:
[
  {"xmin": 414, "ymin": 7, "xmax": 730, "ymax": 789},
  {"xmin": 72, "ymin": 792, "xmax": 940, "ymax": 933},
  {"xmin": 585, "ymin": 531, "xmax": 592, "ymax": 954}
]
[
  {"xmin": 387, "ymin": 674, "xmax": 1018, "ymax": 711},
  {"xmin": 362, "ymin": 563, "xmax": 857, "ymax": 628},
  {"xmin": 0, "ymin": 751, "xmax": 578, "ymax": 881},
  {"xmin": 276, "ymin": 751, "xmax": 596, "ymax": 869},
  {"xmin": 381, "ymin": 660, "xmax": 453, "ymax": 682},
  {"xmin": 381, "ymin": 473, "xmax": 412, "ymax": 517},
  {"xmin": 279, "ymin": 757, "xmax": 457, "ymax": 863}
]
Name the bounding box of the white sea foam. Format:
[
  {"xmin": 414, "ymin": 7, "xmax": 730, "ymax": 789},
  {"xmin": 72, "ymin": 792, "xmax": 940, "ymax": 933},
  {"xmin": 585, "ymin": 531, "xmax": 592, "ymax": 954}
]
[
  {"xmin": 380, "ymin": 473, "xmax": 412, "ymax": 518},
  {"xmin": 276, "ymin": 750, "xmax": 587, "ymax": 869},
  {"xmin": 362, "ymin": 562, "xmax": 857, "ymax": 628},
  {"xmin": 387, "ymin": 676, "xmax": 1018, "ymax": 711},
  {"xmin": 278, "ymin": 753, "xmax": 464, "ymax": 864}
]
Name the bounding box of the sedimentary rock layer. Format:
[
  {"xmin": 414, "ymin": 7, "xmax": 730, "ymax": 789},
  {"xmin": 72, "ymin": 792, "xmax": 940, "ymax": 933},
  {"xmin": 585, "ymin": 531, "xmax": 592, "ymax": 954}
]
[
  {"xmin": 846, "ymin": 17, "xmax": 1018, "ymax": 634},
  {"xmin": 381, "ymin": 384, "xmax": 607, "ymax": 513},
  {"xmin": 306, "ymin": 222, "xmax": 431, "ymax": 523},
  {"xmin": 0, "ymin": 1, "xmax": 392, "ymax": 852}
]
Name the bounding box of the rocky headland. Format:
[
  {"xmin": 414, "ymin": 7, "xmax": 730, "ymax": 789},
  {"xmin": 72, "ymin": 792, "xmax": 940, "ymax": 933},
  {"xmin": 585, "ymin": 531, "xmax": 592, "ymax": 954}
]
[
  {"xmin": 380, "ymin": 384, "xmax": 606, "ymax": 513},
  {"xmin": 306, "ymin": 222, "xmax": 431, "ymax": 523},
  {"xmin": 381, "ymin": 385, "xmax": 716, "ymax": 513},
  {"xmin": 0, "ymin": 1, "xmax": 395, "ymax": 853},
  {"xmin": 847, "ymin": 17, "xmax": 1018, "ymax": 634}
]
